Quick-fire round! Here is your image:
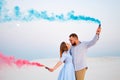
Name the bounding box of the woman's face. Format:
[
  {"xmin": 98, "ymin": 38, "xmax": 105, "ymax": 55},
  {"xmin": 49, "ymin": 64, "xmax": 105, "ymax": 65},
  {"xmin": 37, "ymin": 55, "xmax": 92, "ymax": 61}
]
[{"xmin": 66, "ymin": 43, "xmax": 71, "ymax": 49}]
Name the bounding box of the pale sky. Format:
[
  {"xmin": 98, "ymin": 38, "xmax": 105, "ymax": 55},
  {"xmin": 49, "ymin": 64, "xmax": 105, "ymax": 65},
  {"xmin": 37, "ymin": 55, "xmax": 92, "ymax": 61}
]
[{"xmin": 0, "ymin": 0, "xmax": 120, "ymax": 60}]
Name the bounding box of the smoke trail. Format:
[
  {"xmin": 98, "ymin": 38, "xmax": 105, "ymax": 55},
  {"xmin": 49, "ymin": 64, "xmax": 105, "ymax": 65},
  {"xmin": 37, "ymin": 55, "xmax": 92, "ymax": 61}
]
[
  {"xmin": 0, "ymin": 0, "xmax": 101, "ymax": 24},
  {"xmin": 0, "ymin": 53, "xmax": 44, "ymax": 68},
  {"xmin": 67, "ymin": 11, "xmax": 101, "ymax": 24}
]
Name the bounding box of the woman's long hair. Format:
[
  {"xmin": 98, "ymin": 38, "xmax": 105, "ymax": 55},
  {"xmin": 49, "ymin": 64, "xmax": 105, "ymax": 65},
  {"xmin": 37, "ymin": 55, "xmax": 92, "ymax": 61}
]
[{"xmin": 60, "ymin": 42, "xmax": 68, "ymax": 58}]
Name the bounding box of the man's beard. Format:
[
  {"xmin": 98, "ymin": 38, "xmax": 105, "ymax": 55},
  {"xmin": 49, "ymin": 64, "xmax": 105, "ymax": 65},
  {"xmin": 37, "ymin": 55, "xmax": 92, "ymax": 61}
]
[{"xmin": 72, "ymin": 42, "xmax": 77, "ymax": 46}]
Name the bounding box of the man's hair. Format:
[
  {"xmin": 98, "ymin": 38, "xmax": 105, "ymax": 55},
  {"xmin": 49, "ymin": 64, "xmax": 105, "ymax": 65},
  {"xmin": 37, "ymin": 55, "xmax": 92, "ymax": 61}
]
[{"xmin": 69, "ymin": 33, "xmax": 78, "ymax": 39}]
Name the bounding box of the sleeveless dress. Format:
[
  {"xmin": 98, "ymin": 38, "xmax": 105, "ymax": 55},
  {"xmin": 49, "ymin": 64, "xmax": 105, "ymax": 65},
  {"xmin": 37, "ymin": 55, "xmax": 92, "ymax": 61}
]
[{"xmin": 58, "ymin": 51, "xmax": 75, "ymax": 80}]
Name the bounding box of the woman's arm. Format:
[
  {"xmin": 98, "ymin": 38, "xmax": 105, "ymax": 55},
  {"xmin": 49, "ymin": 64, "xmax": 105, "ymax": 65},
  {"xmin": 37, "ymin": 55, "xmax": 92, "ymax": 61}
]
[
  {"xmin": 46, "ymin": 53, "xmax": 67, "ymax": 72},
  {"xmin": 47, "ymin": 61, "xmax": 63, "ymax": 72}
]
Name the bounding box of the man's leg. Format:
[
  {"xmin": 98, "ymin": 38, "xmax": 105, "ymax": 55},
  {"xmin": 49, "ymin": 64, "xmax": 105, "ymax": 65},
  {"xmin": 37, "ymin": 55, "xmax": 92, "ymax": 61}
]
[{"xmin": 75, "ymin": 67, "xmax": 87, "ymax": 80}]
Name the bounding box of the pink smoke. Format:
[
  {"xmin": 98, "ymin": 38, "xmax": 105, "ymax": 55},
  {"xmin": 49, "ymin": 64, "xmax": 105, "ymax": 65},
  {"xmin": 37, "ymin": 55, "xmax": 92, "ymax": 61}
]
[{"xmin": 0, "ymin": 52, "xmax": 44, "ymax": 68}]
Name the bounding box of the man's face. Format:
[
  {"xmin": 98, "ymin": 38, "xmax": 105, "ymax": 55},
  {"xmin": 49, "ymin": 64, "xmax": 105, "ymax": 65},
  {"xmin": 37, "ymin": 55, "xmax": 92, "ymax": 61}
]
[{"xmin": 69, "ymin": 37, "xmax": 76, "ymax": 46}]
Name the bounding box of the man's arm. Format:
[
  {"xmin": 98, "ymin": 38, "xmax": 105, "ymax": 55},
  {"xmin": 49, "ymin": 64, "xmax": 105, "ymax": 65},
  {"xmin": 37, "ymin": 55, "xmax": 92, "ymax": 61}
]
[{"xmin": 86, "ymin": 24, "xmax": 102, "ymax": 48}]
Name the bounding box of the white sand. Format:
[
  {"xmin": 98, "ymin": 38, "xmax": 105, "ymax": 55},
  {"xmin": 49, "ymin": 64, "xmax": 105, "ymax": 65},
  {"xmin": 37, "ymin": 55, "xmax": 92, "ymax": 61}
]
[{"xmin": 0, "ymin": 57, "xmax": 120, "ymax": 80}]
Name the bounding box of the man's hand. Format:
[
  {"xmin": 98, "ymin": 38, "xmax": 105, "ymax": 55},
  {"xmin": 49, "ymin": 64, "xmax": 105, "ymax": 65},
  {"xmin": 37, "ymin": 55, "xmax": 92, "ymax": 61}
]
[{"xmin": 96, "ymin": 24, "xmax": 102, "ymax": 35}]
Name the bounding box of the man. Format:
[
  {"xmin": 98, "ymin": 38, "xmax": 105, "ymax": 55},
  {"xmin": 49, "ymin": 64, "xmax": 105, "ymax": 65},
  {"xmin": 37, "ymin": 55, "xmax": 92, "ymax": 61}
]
[{"xmin": 69, "ymin": 24, "xmax": 101, "ymax": 80}]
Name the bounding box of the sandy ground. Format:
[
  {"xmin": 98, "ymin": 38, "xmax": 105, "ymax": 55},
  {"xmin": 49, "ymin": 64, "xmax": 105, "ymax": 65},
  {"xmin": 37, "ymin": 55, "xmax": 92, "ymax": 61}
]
[{"xmin": 0, "ymin": 57, "xmax": 120, "ymax": 80}]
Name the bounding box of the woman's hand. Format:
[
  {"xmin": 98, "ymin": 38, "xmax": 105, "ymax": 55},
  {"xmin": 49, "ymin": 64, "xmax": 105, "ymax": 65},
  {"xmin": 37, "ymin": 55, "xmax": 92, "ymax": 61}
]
[
  {"xmin": 45, "ymin": 61, "xmax": 62, "ymax": 72},
  {"xmin": 48, "ymin": 68, "xmax": 54, "ymax": 72},
  {"xmin": 45, "ymin": 67, "xmax": 54, "ymax": 72}
]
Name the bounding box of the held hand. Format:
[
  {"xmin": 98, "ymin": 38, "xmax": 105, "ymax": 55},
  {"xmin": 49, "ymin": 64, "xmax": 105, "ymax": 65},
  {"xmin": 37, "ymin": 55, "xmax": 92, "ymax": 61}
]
[
  {"xmin": 45, "ymin": 67, "xmax": 54, "ymax": 72},
  {"xmin": 99, "ymin": 24, "xmax": 101, "ymax": 28},
  {"xmin": 45, "ymin": 66, "xmax": 49, "ymax": 69},
  {"xmin": 48, "ymin": 68, "xmax": 54, "ymax": 72},
  {"xmin": 96, "ymin": 24, "xmax": 102, "ymax": 35}
]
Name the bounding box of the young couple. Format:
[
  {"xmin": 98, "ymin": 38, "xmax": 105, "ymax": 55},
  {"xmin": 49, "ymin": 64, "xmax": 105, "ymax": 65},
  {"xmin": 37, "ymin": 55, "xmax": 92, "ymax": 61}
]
[{"xmin": 45, "ymin": 24, "xmax": 101, "ymax": 80}]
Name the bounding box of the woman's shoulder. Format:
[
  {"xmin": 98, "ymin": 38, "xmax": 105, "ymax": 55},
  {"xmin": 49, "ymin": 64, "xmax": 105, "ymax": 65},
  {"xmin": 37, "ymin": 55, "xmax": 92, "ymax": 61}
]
[
  {"xmin": 63, "ymin": 51, "xmax": 67, "ymax": 54},
  {"xmin": 62, "ymin": 51, "xmax": 68, "ymax": 56}
]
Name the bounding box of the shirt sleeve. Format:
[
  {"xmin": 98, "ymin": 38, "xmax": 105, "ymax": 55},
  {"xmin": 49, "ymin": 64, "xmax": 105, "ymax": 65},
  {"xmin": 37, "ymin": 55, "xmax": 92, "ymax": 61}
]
[
  {"xmin": 85, "ymin": 34, "xmax": 99, "ymax": 48},
  {"xmin": 60, "ymin": 52, "xmax": 67, "ymax": 63}
]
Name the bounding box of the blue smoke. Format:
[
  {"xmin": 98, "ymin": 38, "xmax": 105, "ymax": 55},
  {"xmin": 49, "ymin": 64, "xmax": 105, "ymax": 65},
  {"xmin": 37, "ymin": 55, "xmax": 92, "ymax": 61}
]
[
  {"xmin": 68, "ymin": 11, "xmax": 101, "ymax": 24},
  {"xmin": 0, "ymin": 0, "xmax": 101, "ymax": 24}
]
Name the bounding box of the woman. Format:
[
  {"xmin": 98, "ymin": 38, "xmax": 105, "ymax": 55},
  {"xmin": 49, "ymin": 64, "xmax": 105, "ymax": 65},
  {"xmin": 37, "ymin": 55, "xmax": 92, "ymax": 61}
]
[{"xmin": 45, "ymin": 42, "xmax": 75, "ymax": 80}]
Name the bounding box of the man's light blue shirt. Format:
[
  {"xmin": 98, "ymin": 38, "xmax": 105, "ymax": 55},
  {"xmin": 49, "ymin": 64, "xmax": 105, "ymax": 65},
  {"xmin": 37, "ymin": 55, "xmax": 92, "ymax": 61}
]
[{"xmin": 70, "ymin": 34, "xmax": 99, "ymax": 71}]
